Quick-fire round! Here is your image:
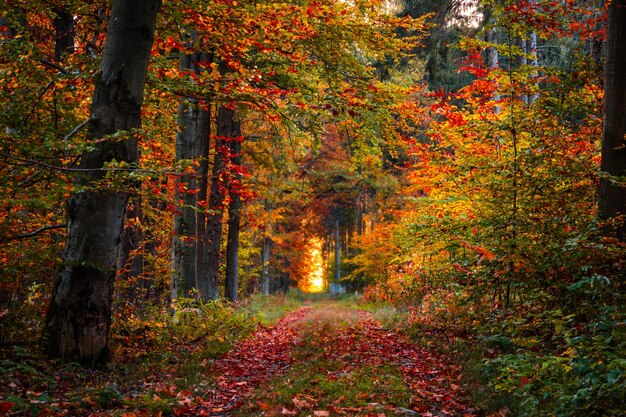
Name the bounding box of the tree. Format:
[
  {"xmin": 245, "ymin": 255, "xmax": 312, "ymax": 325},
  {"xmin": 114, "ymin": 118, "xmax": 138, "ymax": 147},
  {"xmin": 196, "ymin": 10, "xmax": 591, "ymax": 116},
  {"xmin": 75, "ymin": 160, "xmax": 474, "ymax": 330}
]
[
  {"xmin": 204, "ymin": 106, "xmax": 239, "ymax": 300},
  {"xmin": 43, "ymin": 0, "xmax": 161, "ymax": 365},
  {"xmin": 171, "ymin": 51, "xmax": 211, "ymax": 302},
  {"xmin": 225, "ymin": 126, "xmax": 243, "ymax": 302},
  {"xmin": 260, "ymin": 234, "xmax": 271, "ymax": 295},
  {"xmin": 599, "ymin": 0, "xmax": 626, "ymax": 240}
]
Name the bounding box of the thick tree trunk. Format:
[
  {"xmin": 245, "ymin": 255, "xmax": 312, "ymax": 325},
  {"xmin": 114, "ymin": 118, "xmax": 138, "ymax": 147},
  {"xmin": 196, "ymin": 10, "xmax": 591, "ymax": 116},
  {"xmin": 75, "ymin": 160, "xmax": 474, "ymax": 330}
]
[
  {"xmin": 225, "ymin": 126, "xmax": 242, "ymax": 302},
  {"xmin": 171, "ymin": 52, "xmax": 211, "ymax": 301},
  {"xmin": 260, "ymin": 235, "xmax": 271, "ymax": 295},
  {"xmin": 43, "ymin": 0, "xmax": 160, "ymax": 365},
  {"xmin": 599, "ymin": 0, "xmax": 626, "ymax": 240},
  {"xmin": 204, "ymin": 106, "xmax": 236, "ymax": 300},
  {"xmin": 195, "ymin": 127, "xmax": 210, "ymax": 295}
]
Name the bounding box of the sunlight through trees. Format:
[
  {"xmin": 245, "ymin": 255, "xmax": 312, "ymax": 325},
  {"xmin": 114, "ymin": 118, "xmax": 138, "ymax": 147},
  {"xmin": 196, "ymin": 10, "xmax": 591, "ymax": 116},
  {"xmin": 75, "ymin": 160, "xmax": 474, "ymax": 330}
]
[{"xmin": 301, "ymin": 237, "xmax": 325, "ymax": 293}]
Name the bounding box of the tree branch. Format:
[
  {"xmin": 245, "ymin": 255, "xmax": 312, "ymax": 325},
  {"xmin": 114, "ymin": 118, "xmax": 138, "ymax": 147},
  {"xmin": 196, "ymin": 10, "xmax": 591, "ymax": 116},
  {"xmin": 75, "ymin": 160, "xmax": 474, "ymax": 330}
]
[
  {"xmin": 1, "ymin": 224, "xmax": 66, "ymax": 243},
  {"xmin": 38, "ymin": 59, "xmax": 67, "ymax": 74},
  {"xmin": 64, "ymin": 119, "xmax": 91, "ymax": 141}
]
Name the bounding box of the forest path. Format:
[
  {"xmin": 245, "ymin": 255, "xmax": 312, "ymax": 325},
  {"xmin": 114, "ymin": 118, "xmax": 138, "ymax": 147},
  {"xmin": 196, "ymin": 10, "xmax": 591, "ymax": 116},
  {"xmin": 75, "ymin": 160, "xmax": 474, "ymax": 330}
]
[{"xmin": 177, "ymin": 301, "xmax": 475, "ymax": 417}]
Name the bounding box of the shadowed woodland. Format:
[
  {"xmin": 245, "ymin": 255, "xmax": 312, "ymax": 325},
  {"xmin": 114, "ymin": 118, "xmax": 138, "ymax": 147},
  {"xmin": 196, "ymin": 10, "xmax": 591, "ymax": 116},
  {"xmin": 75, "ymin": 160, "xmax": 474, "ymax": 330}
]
[{"xmin": 1, "ymin": 0, "xmax": 625, "ymax": 416}]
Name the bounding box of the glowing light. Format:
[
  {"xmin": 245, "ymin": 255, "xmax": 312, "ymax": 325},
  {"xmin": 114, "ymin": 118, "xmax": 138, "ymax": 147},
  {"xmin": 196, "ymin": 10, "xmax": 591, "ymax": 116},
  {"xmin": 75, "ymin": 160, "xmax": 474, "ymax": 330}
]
[{"xmin": 303, "ymin": 237, "xmax": 325, "ymax": 293}]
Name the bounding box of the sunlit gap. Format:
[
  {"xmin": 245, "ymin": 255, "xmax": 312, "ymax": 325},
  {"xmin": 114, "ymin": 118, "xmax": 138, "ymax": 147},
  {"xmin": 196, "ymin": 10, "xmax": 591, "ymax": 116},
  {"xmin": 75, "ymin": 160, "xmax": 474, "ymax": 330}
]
[
  {"xmin": 301, "ymin": 237, "xmax": 325, "ymax": 293},
  {"xmin": 446, "ymin": 0, "xmax": 482, "ymax": 29}
]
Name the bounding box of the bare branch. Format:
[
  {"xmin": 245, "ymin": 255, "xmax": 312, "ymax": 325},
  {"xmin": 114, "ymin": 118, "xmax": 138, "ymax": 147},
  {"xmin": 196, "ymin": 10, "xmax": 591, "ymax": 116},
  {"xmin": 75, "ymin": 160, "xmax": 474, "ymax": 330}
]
[
  {"xmin": 1, "ymin": 224, "xmax": 66, "ymax": 243},
  {"xmin": 64, "ymin": 119, "xmax": 91, "ymax": 141},
  {"xmin": 38, "ymin": 59, "xmax": 67, "ymax": 74}
]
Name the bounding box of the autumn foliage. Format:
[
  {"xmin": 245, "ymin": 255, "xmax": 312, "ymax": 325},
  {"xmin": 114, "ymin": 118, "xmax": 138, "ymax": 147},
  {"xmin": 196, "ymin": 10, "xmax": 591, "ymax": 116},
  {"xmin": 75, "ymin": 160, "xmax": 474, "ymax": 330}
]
[{"xmin": 1, "ymin": 0, "xmax": 625, "ymax": 416}]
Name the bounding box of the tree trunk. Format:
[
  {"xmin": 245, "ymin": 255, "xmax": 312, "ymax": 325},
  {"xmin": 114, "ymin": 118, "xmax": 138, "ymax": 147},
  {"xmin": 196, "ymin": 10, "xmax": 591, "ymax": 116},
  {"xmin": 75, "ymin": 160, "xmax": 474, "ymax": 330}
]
[
  {"xmin": 117, "ymin": 197, "xmax": 144, "ymax": 302},
  {"xmin": 53, "ymin": 7, "xmax": 74, "ymax": 62},
  {"xmin": 261, "ymin": 235, "xmax": 271, "ymax": 295},
  {"xmin": 484, "ymin": 8, "xmax": 500, "ymax": 113},
  {"xmin": 43, "ymin": 0, "xmax": 160, "ymax": 366},
  {"xmin": 225, "ymin": 125, "xmax": 242, "ymax": 302},
  {"xmin": 334, "ymin": 219, "xmax": 341, "ymax": 283},
  {"xmin": 528, "ymin": 33, "xmax": 538, "ymax": 104},
  {"xmin": 516, "ymin": 38, "xmax": 528, "ymax": 105},
  {"xmin": 204, "ymin": 106, "xmax": 236, "ymax": 300},
  {"xmin": 356, "ymin": 195, "xmax": 363, "ymax": 236},
  {"xmin": 171, "ymin": 52, "xmax": 211, "ymax": 302},
  {"xmin": 527, "ymin": 0, "xmax": 539, "ymax": 105},
  {"xmin": 599, "ymin": 0, "xmax": 626, "ymax": 240}
]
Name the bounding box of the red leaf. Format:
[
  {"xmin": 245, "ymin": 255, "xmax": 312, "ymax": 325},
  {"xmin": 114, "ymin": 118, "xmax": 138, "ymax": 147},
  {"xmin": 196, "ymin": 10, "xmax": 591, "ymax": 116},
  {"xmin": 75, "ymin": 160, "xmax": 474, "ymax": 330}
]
[{"xmin": 0, "ymin": 402, "xmax": 14, "ymax": 416}]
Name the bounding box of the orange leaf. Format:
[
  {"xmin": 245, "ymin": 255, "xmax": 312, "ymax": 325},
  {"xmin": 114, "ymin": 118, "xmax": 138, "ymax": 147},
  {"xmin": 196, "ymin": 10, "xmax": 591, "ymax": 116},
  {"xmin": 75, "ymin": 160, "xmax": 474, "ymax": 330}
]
[{"xmin": 258, "ymin": 402, "xmax": 272, "ymax": 411}]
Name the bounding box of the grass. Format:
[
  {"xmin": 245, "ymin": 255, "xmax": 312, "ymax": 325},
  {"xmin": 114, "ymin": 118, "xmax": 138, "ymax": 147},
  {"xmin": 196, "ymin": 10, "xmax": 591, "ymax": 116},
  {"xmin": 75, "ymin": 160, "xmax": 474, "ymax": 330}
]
[{"xmin": 243, "ymin": 292, "xmax": 304, "ymax": 325}]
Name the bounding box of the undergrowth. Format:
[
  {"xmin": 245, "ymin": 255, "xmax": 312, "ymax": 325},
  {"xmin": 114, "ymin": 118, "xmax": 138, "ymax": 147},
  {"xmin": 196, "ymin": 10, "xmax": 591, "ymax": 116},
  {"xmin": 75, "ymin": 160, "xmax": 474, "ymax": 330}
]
[
  {"xmin": 372, "ymin": 280, "xmax": 626, "ymax": 417},
  {"xmin": 0, "ymin": 294, "xmax": 302, "ymax": 416}
]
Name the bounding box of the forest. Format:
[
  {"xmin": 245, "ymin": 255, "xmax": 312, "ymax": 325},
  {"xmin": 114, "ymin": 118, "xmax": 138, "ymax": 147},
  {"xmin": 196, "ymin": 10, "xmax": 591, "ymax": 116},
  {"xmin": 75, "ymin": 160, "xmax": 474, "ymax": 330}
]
[{"xmin": 0, "ymin": 0, "xmax": 625, "ymax": 416}]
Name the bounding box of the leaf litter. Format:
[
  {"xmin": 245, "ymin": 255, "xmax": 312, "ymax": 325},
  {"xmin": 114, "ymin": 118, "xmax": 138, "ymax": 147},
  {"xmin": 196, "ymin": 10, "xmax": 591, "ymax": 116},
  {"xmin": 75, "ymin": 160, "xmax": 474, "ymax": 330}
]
[{"xmin": 189, "ymin": 303, "xmax": 476, "ymax": 416}]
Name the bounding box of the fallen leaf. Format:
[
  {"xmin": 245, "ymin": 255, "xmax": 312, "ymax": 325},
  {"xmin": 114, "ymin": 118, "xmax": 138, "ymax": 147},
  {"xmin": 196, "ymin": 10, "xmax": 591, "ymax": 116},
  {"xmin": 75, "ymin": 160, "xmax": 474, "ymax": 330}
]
[
  {"xmin": 0, "ymin": 402, "xmax": 14, "ymax": 417},
  {"xmin": 292, "ymin": 397, "xmax": 310, "ymax": 408},
  {"xmin": 258, "ymin": 402, "xmax": 272, "ymax": 411},
  {"xmin": 313, "ymin": 411, "xmax": 330, "ymax": 417}
]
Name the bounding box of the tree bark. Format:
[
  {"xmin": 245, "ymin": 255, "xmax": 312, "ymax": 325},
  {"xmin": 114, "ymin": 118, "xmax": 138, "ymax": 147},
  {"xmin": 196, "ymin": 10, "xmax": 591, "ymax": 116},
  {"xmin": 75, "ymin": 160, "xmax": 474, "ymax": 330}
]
[
  {"xmin": 599, "ymin": 0, "xmax": 626, "ymax": 240},
  {"xmin": 53, "ymin": 7, "xmax": 74, "ymax": 62},
  {"xmin": 204, "ymin": 106, "xmax": 236, "ymax": 300},
  {"xmin": 527, "ymin": 0, "xmax": 539, "ymax": 105},
  {"xmin": 515, "ymin": 38, "xmax": 528, "ymax": 105},
  {"xmin": 225, "ymin": 125, "xmax": 242, "ymax": 302},
  {"xmin": 484, "ymin": 7, "xmax": 500, "ymax": 113},
  {"xmin": 43, "ymin": 0, "xmax": 161, "ymax": 366},
  {"xmin": 334, "ymin": 219, "xmax": 341, "ymax": 283},
  {"xmin": 527, "ymin": 30, "xmax": 538, "ymax": 105},
  {"xmin": 260, "ymin": 234, "xmax": 271, "ymax": 295},
  {"xmin": 171, "ymin": 52, "xmax": 211, "ymax": 302}
]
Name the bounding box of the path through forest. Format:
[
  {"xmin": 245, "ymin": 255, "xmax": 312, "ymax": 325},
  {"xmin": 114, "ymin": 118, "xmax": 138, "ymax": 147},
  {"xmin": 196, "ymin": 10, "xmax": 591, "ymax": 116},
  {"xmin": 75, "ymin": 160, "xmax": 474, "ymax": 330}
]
[{"xmin": 176, "ymin": 301, "xmax": 475, "ymax": 417}]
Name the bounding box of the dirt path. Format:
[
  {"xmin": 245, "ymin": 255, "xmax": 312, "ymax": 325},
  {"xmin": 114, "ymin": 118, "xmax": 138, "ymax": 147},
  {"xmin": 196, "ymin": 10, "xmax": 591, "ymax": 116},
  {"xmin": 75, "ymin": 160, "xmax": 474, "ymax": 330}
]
[
  {"xmin": 176, "ymin": 303, "xmax": 474, "ymax": 417},
  {"xmin": 175, "ymin": 307, "xmax": 312, "ymax": 416}
]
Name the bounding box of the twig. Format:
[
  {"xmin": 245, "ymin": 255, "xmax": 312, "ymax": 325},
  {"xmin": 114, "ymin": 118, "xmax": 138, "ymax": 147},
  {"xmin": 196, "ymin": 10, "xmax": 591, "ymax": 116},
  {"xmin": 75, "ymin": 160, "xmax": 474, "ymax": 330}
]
[
  {"xmin": 64, "ymin": 119, "xmax": 90, "ymax": 141},
  {"xmin": 21, "ymin": 81, "xmax": 55, "ymax": 127},
  {"xmin": 0, "ymin": 151, "xmax": 179, "ymax": 175},
  {"xmin": 38, "ymin": 59, "xmax": 67, "ymax": 74},
  {"xmin": 1, "ymin": 224, "xmax": 66, "ymax": 243}
]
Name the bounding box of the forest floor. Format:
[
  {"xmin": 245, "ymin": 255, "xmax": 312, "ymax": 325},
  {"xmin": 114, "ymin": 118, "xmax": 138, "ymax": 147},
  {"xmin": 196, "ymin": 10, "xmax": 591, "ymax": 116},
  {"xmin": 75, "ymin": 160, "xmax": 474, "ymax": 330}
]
[
  {"xmin": 1, "ymin": 297, "xmax": 477, "ymax": 417},
  {"xmin": 178, "ymin": 300, "xmax": 475, "ymax": 417}
]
